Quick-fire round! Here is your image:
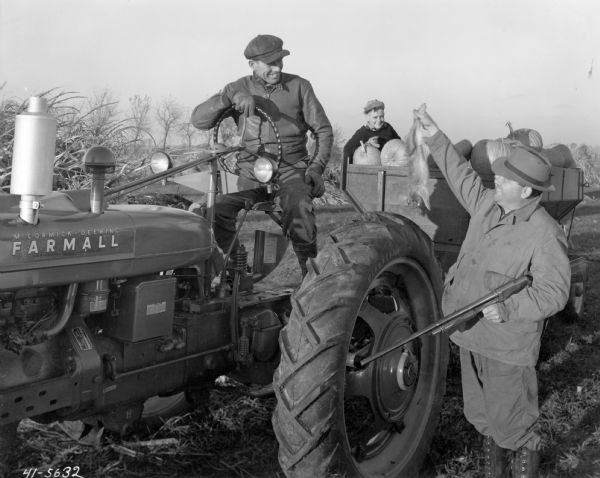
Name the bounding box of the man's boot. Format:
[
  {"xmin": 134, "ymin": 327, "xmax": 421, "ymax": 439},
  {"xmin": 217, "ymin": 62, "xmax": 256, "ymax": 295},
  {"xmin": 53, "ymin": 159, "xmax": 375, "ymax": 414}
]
[
  {"xmin": 512, "ymin": 446, "xmax": 539, "ymax": 478},
  {"xmin": 295, "ymin": 251, "xmax": 316, "ymax": 278},
  {"xmin": 482, "ymin": 435, "xmax": 510, "ymax": 478},
  {"xmin": 293, "ymin": 240, "xmax": 317, "ymax": 279},
  {"xmin": 297, "ymin": 254, "xmax": 308, "ymax": 278}
]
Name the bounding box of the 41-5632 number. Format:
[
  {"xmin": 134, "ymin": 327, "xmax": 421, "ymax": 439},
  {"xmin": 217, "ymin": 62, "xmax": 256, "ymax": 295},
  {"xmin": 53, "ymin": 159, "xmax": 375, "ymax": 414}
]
[{"xmin": 22, "ymin": 467, "xmax": 84, "ymax": 478}]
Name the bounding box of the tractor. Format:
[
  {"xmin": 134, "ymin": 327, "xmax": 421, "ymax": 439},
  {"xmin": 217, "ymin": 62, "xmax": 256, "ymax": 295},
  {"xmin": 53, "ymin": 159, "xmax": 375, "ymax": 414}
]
[{"xmin": 0, "ymin": 97, "xmax": 586, "ymax": 477}]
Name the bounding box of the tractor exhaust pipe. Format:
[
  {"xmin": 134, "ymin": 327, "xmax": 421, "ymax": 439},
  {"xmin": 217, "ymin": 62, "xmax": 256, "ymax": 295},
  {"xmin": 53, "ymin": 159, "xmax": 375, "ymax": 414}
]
[{"xmin": 10, "ymin": 96, "xmax": 57, "ymax": 224}]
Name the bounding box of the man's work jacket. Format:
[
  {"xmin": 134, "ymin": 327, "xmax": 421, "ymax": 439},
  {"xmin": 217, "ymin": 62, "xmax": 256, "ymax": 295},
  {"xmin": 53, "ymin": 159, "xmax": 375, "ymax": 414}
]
[
  {"xmin": 191, "ymin": 73, "xmax": 333, "ymax": 176},
  {"xmin": 426, "ymin": 131, "xmax": 571, "ymax": 366}
]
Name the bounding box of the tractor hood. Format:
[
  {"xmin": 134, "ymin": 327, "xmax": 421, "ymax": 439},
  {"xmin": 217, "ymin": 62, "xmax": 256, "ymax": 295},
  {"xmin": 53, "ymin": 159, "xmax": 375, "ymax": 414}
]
[{"xmin": 0, "ymin": 191, "xmax": 212, "ymax": 290}]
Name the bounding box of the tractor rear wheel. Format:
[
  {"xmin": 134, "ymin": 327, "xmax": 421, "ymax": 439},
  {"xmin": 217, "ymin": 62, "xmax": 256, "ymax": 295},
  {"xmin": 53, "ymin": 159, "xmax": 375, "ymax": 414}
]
[{"xmin": 273, "ymin": 212, "xmax": 448, "ymax": 477}]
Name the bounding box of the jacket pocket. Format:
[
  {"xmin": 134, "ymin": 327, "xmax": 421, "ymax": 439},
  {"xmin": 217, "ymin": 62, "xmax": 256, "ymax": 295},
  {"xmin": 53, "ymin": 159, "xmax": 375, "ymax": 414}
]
[{"xmin": 483, "ymin": 269, "xmax": 516, "ymax": 292}]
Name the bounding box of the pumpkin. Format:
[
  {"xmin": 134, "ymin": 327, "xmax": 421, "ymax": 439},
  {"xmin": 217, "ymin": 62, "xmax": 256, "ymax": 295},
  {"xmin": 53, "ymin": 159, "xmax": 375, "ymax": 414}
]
[
  {"xmin": 541, "ymin": 143, "xmax": 576, "ymax": 168},
  {"xmin": 454, "ymin": 139, "xmax": 473, "ymax": 160},
  {"xmin": 487, "ymin": 139, "xmax": 515, "ymax": 163},
  {"xmin": 505, "ymin": 121, "xmax": 543, "ymax": 150},
  {"xmin": 353, "ymin": 143, "xmax": 381, "ymax": 166},
  {"xmin": 380, "ymin": 138, "xmax": 408, "ymax": 167},
  {"xmin": 470, "ymin": 139, "xmax": 515, "ymax": 175}
]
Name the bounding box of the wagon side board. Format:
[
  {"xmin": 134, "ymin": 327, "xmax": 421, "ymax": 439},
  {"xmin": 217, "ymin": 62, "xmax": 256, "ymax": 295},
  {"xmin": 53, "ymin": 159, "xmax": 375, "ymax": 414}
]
[{"xmin": 343, "ymin": 161, "xmax": 584, "ymax": 272}]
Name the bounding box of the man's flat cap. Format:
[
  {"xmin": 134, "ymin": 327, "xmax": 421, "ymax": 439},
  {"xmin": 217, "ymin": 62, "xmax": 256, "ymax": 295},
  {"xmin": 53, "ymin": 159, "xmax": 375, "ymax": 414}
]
[
  {"xmin": 244, "ymin": 34, "xmax": 290, "ymax": 63},
  {"xmin": 364, "ymin": 99, "xmax": 385, "ymax": 113}
]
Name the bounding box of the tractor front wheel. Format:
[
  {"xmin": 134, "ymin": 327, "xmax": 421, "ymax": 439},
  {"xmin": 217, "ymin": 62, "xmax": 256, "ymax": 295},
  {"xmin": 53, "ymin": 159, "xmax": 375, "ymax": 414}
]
[
  {"xmin": 273, "ymin": 212, "xmax": 449, "ymax": 477},
  {"xmin": 141, "ymin": 387, "xmax": 209, "ymax": 427}
]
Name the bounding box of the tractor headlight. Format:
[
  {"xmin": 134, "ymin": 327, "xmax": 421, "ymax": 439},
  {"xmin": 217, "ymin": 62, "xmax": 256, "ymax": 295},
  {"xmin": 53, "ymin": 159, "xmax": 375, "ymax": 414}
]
[
  {"xmin": 253, "ymin": 156, "xmax": 278, "ymax": 183},
  {"xmin": 150, "ymin": 151, "xmax": 173, "ymax": 174}
]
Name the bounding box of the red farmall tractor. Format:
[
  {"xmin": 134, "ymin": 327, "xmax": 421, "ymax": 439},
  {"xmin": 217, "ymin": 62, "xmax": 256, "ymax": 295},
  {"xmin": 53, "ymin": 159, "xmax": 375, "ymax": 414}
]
[{"xmin": 0, "ymin": 97, "xmax": 585, "ymax": 477}]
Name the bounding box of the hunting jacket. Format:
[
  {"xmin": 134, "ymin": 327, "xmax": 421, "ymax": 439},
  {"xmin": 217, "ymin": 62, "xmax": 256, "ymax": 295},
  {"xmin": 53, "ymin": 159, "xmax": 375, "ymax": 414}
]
[
  {"xmin": 426, "ymin": 131, "xmax": 571, "ymax": 366},
  {"xmin": 191, "ymin": 73, "xmax": 333, "ymax": 176}
]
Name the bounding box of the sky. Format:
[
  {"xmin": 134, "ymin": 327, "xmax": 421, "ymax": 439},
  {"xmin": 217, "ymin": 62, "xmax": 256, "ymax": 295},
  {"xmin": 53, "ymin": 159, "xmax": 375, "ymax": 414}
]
[{"xmin": 1, "ymin": 0, "xmax": 599, "ymax": 146}]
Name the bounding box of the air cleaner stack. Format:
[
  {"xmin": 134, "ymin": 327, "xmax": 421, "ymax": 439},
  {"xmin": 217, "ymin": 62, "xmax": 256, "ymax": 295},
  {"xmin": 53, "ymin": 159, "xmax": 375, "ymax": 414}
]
[{"xmin": 10, "ymin": 96, "xmax": 57, "ymax": 224}]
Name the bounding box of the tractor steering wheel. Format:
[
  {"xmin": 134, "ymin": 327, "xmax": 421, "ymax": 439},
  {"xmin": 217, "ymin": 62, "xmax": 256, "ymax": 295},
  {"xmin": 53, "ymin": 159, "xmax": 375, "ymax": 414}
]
[{"xmin": 213, "ymin": 106, "xmax": 283, "ymax": 183}]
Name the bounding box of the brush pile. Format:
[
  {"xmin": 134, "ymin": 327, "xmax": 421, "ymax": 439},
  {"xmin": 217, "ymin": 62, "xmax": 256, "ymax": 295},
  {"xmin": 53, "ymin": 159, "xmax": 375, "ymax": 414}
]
[{"xmin": 8, "ymin": 378, "xmax": 283, "ymax": 478}]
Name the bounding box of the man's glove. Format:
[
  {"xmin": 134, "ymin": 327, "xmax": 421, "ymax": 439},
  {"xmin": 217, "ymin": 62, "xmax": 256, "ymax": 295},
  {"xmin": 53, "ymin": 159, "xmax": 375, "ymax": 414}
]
[
  {"xmin": 305, "ymin": 168, "xmax": 325, "ymax": 198},
  {"xmin": 231, "ymin": 92, "xmax": 255, "ymax": 117}
]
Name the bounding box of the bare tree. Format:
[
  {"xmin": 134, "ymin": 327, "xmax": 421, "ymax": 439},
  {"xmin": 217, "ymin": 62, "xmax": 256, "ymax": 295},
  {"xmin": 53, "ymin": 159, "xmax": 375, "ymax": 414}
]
[
  {"xmin": 215, "ymin": 117, "xmax": 239, "ymax": 146},
  {"xmin": 155, "ymin": 97, "xmax": 183, "ymax": 149},
  {"xmin": 178, "ymin": 109, "xmax": 205, "ymax": 150},
  {"xmin": 129, "ymin": 94, "xmax": 153, "ymax": 149},
  {"xmin": 84, "ymin": 89, "xmax": 122, "ymax": 141}
]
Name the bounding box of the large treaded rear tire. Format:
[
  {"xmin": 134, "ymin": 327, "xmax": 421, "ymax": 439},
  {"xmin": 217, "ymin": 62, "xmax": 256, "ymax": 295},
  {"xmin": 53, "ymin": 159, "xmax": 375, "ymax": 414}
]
[{"xmin": 273, "ymin": 212, "xmax": 448, "ymax": 477}]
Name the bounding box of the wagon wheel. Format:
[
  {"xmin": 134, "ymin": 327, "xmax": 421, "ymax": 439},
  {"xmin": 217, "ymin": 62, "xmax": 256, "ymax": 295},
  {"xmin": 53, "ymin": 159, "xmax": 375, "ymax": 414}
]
[{"xmin": 273, "ymin": 212, "xmax": 449, "ymax": 477}]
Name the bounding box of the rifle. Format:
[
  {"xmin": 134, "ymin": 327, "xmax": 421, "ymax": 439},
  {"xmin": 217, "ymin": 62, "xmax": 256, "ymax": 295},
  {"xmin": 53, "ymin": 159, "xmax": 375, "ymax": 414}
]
[{"xmin": 353, "ymin": 275, "xmax": 531, "ymax": 369}]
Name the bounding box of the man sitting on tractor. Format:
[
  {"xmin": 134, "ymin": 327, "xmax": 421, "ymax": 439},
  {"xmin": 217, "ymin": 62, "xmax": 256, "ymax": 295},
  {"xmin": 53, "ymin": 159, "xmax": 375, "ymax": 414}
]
[
  {"xmin": 190, "ymin": 34, "xmax": 333, "ymax": 277},
  {"xmin": 413, "ymin": 104, "xmax": 570, "ymax": 478}
]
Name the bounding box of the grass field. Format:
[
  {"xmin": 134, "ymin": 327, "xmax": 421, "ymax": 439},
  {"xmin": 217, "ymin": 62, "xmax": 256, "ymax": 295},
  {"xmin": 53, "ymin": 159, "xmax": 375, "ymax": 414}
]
[{"xmin": 6, "ymin": 198, "xmax": 600, "ymax": 478}]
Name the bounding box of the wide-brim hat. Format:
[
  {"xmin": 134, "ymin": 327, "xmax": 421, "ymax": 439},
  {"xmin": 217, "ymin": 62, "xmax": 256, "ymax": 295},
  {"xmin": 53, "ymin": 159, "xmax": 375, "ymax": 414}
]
[
  {"xmin": 491, "ymin": 146, "xmax": 555, "ymax": 191},
  {"xmin": 244, "ymin": 34, "xmax": 290, "ymax": 64}
]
